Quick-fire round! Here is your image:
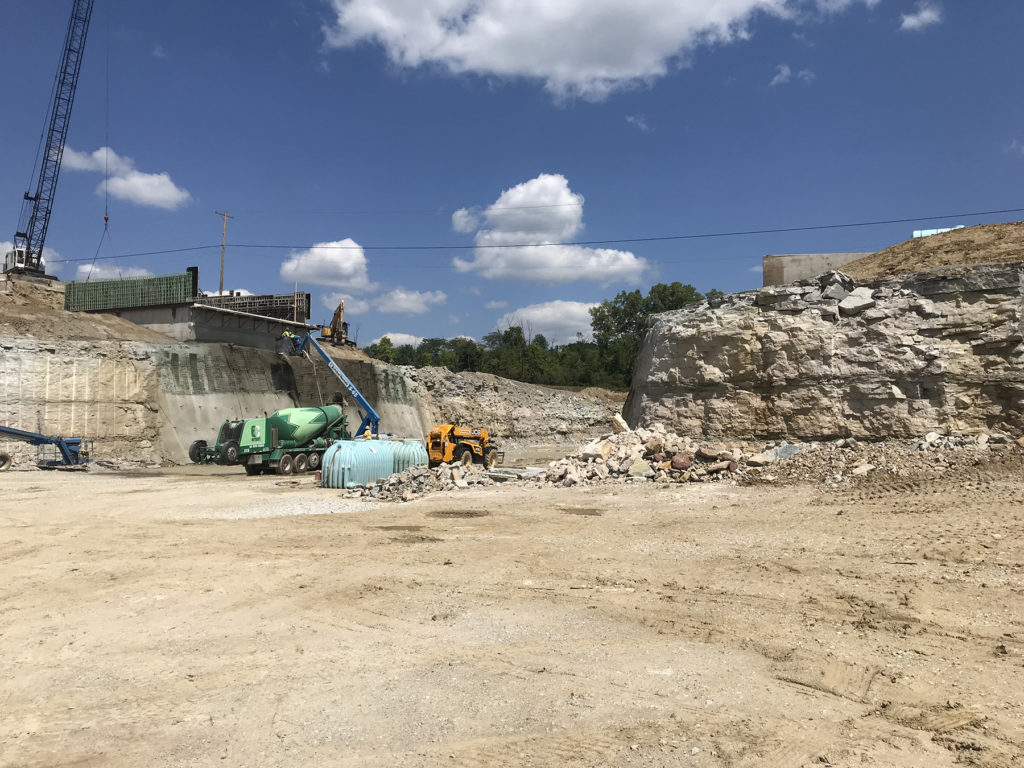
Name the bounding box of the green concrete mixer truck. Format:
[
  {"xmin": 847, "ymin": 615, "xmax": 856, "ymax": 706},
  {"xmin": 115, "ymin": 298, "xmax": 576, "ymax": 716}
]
[{"xmin": 188, "ymin": 405, "xmax": 350, "ymax": 475}]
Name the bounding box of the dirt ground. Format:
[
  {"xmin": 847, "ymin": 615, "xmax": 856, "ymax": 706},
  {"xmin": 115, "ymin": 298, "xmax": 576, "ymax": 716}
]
[
  {"xmin": 843, "ymin": 221, "xmax": 1024, "ymax": 280},
  {"xmin": 2, "ymin": 465, "xmax": 1022, "ymax": 767}
]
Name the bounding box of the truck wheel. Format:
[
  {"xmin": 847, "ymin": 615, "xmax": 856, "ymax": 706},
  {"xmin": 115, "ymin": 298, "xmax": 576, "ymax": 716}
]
[
  {"xmin": 278, "ymin": 454, "xmax": 295, "ymax": 475},
  {"xmin": 307, "ymin": 452, "xmax": 321, "ymax": 471},
  {"xmin": 244, "ymin": 464, "xmax": 262, "ymax": 476},
  {"xmin": 458, "ymin": 446, "xmax": 474, "ymax": 466},
  {"xmin": 294, "ymin": 453, "xmax": 309, "ymax": 474},
  {"xmin": 484, "ymin": 448, "xmax": 498, "ymax": 468},
  {"xmin": 188, "ymin": 440, "xmax": 207, "ymax": 464},
  {"xmin": 0, "ymin": 453, "xmax": 11, "ymax": 472},
  {"xmin": 220, "ymin": 440, "xmax": 240, "ymax": 464}
]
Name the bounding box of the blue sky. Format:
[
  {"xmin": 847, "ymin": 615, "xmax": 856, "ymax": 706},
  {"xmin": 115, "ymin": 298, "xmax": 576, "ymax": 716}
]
[{"xmin": 2, "ymin": 0, "xmax": 1022, "ymax": 346}]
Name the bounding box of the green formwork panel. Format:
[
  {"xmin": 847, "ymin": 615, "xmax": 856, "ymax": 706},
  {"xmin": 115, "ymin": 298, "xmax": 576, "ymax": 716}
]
[{"xmin": 65, "ymin": 270, "xmax": 198, "ymax": 312}]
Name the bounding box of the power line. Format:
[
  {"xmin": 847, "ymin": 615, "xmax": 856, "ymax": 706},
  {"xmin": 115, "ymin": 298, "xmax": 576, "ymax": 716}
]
[
  {"xmin": 233, "ymin": 206, "xmax": 1024, "ymax": 251},
  {"xmin": 229, "ymin": 202, "xmax": 585, "ymax": 216},
  {"xmin": 50, "ymin": 244, "xmax": 218, "ymax": 264},
  {"xmin": 47, "ymin": 206, "xmax": 1024, "ymax": 265}
]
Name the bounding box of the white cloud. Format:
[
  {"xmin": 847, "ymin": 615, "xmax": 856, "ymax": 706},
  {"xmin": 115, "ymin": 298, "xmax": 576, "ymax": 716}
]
[
  {"xmin": 280, "ymin": 238, "xmax": 373, "ymax": 291},
  {"xmin": 152, "ymin": 44, "xmax": 167, "ymax": 59},
  {"xmin": 376, "ymin": 288, "xmax": 447, "ymax": 315},
  {"xmin": 748, "ymin": 264, "xmax": 764, "ymax": 274},
  {"xmin": 452, "ymin": 208, "xmax": 481, "ymax": 233},
  {"xmin": 75, "ymin": 263, "xmax": 152, "ymax": 281},
  {"xmin": 372, "ymin": 332, "xmax": 424, "ymax": 347},
  {"xmin": 625, "ymin": 114, "xmax": 651, "ymax": 131},
  {"xmin": 484, "ymin": 300, "xmax": 508, "ymax": 309},
  {"xmin": 900, "ymin": 1, "xmax": 942, "ymax": 31},
  {"xmin": 770, "ymin": 63, "xmax": 793, "ymax": 86},
  {"xmin": 448, "ymin": 314, "xmax": 460, "ymax": 324},
  {"xmin": 324, "ymin": 1, "xmax": 877, "ymax": 100},
  {"xmin": 321, "ymin": 291, "xmax": 372, "ymax": 316},
  {"xmin": 63, "ymin": 146, "xmax": 190, "ymax": 209},
  {"xmin": 497, "ymin": 300, "xmax": 598, "ymax": 344},
  {"xmin": 452, "ymin": 173, "xmax": 647, "ymax": 284},
  {"xmin": 1009, "ymin": 139, "xmax": 1024, "ymax": 158},
  {"xmin": 63, "ymin": 147, "xmax": 134, "ymax": 175},
  {"xmin": 770, "ymin": 63, "xmax": 814, "ymax": 86},
  {"xmin": 203, "ymin": 288, "xmax": 253, "ymax": 296}
]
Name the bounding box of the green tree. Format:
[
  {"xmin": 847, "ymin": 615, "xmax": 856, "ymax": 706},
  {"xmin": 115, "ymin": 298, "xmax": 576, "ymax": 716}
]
[{"xmin": 589, "ymin": 282, "xmax": 704, "ymax": 387}]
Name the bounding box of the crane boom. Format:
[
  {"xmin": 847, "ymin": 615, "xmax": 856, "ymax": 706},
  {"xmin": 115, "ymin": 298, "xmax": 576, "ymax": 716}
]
[
  {"xmin": 297, "ymin": 333, "xmax": 381, "ymax": 437},
  {"xmin": 6, "ymin": 0, "xmax": 95, "ymax": 275}
]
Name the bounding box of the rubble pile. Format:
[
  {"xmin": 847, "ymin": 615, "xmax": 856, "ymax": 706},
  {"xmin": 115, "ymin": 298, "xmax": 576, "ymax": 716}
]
[
  {"xmin": 749, "ymin": 431, "xmax": 1024, "ymax": 487},
  {"xmin": 333, "ymin": 419, "xmax": 1024, "ymax": 502},
  {"xmin": 341, "ymin": 461, "xmax": 496, "ymax": 502},
  {"xmin": 539, "ymin": 417, "xmax": 783, "ymax": 487}
]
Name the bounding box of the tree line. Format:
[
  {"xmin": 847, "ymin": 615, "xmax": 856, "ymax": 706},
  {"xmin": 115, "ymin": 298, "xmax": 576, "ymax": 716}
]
[{"xmin": 363, "ymin": 282, "xmax": 716, "ymax": 390}]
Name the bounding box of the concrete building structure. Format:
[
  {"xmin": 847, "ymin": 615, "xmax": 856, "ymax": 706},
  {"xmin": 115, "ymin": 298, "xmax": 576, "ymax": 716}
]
[
  {"xmin": 64, "ymin": 268, "xmax": 316, "ymax": 349},
  {"xmin": 762, "ymin": 252, "xmax": 869, "ymax": 286},
  {"xmin": 108, "ymin": 304, "xmax": 315, "ymax": 350}
]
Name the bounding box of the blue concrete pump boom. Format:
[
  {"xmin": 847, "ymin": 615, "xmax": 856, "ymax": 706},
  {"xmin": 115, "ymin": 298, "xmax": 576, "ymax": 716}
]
[
  {"xmin": 0, "ymin": 425, "xmax": 92, "ymax": 468},
  {"xmin": 296, "ymin": 333, "xmax": 381, "ymax": 437}
]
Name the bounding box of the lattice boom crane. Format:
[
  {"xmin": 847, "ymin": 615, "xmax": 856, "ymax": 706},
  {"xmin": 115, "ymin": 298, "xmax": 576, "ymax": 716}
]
[{"xmin": 5, "ymin": 0, "xmax": 95, "ymax": 275}]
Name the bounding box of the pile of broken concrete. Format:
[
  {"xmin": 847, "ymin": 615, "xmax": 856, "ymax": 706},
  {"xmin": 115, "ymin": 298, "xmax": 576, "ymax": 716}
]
[
  {"xmin": 540, "ymin": 416, "xmax": 785, "ymax": 488},
  {"xmin": 341, "ymin": 461, "xmax": 497, "ymax": 502}
]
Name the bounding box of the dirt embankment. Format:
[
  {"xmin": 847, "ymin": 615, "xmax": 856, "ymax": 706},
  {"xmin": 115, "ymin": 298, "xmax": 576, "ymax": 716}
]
[
  {"xmin": 0, "ymin": 277, "xmax": 172, "ymax": 342},
  {"xmin": 844, "ymin": 221, "xmax": 1024, "ymax": 279}
]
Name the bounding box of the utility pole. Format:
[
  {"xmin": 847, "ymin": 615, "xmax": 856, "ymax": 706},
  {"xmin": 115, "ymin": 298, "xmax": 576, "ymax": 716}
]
[{"xmin": 215, "ymin": 210, "xmax": 233, "ymax": 295}]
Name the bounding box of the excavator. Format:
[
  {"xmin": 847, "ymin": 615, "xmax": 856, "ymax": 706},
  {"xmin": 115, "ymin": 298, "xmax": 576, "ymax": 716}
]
[{"xmin": 318, "ymin": 300, "xmax": 357, "ymax": 348}]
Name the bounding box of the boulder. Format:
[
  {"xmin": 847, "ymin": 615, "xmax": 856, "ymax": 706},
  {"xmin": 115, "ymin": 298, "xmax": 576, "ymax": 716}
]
[
  {"xmin": 746, "ymin": 453, "xmax": 773, "ymax": 467},
  {"xmin": 670, "ymin": 453, "xmax": 693, "ymax": 470},
  {"xmin": 581, "ymin": 438, "xmax": 613, "ymax": 461},
  {"xmin": 627, "ymin": 459, "xmax": 655, "ymax": 478}
]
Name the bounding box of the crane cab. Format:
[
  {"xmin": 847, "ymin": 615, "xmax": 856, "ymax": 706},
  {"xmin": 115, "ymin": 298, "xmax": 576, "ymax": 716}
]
[{"xmin": 4, "ymin": 246, "xmax": 30, "ymax": 273}]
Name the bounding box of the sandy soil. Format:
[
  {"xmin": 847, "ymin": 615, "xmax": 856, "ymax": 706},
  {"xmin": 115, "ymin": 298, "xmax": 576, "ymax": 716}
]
[
  {"xmin": 843, "ymin": 222, "xmax": 1024, "ymax": 280},
  {"xmin": 2, "ymin": 466, "xmax": 1022, "ymax": 767},
  {"xmin": 0, "ymin": 278, "xmax": 171, "ymax": 342}
]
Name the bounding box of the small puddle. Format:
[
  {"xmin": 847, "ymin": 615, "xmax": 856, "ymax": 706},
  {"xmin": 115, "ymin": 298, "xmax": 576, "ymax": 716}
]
[
  {"xmin": 427, "ymin": 510, "xmax": 490, "ymax": 519},
  {"xmin": 375, "ymin": 525, "xmax": 423, "ymax": 532}
]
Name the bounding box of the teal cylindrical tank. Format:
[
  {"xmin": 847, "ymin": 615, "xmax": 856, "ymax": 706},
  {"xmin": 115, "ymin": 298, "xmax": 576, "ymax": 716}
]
[
  {"xmin": 392, "ymin": 440, "xmax": 428, "ymax": 474},
  {"xmin": 321, "ymin": 440, "xmax": 395, "ymax": 489}
]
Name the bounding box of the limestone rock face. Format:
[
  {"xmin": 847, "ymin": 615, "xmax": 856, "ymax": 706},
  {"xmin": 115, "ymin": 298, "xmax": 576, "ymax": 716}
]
[{"xmin": 624, "ymin": 264, "xmax": 1024, "ymax": 439}]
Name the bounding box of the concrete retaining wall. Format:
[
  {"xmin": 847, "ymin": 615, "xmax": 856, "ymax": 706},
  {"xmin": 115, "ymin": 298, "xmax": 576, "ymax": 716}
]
[{"xmin": 762, "ymin": 253, "xmax": 868, "ymax": 286}]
